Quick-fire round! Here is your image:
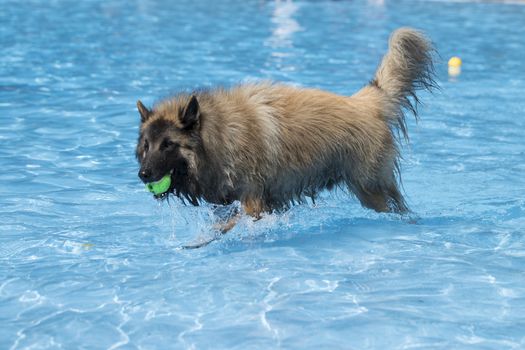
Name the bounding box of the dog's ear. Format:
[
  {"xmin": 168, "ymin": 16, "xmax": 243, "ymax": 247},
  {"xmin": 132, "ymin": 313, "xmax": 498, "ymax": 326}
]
[
  {"xmin": 180, "ymin": 95, "xmax": 200, "ymax": 130},
  {"xmin": 137, "ymin": 100, "xmax": 152, "ymax": 123}
]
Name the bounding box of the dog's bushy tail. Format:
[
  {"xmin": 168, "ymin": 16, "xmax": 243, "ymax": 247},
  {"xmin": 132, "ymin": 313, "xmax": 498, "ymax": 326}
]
[{"xmin": 371, "ymin": 27, "xmax": 436, "ymax": 139}]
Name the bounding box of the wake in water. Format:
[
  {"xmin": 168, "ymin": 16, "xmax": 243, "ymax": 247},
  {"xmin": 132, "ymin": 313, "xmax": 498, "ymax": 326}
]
[{"xmin": 159, "ymin": 189, "xmax": 418, "ymax": 249}]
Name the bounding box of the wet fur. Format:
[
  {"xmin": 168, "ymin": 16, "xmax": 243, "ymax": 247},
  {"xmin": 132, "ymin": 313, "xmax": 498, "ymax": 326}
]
[{"xmin": 136, "ymin": 28, "xmax": 436, "ymax": 217}]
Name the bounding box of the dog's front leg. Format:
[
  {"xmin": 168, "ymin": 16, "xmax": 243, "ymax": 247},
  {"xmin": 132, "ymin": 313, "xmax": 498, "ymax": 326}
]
[
  {"xmin": 242, "ymin": 198, "xmax": 264, "ymax": 220},
  {"xmin": 210, "ymin": 204, "xmax": 241, "ymax": 234},
  {"xmin": 213, "ymin": 214, "xmax": 241, "ymax": 233},
  {"xmin": 211, "ymin": 199, "xmax": 264, "ymax": 234},
  {"xmin": 183, "ymin": 200, "xmax": 264, "ymax": 249}
]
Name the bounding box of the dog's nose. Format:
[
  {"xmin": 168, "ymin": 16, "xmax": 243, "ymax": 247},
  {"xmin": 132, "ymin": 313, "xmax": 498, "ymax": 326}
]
[{"xmin": 138, "ymin": 168, "xmax": 152, "ymax": 182}]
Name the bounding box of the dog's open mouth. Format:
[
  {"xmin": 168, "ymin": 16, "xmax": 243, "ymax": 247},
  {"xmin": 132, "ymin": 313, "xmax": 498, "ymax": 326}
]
[
  {"xmin": 145, "ymin": 170, "xmax": 173, "ymax": 199},
  {"xmin": 144, "ymin": 167, "xmax": 199, "ymax": 205}
]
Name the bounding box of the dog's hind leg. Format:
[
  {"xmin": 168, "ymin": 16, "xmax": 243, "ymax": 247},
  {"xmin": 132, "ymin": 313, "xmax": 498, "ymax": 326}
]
[
  {"xmin": 349, "ymin": 164, "xmax": 408, "ymax": 214},
  {"xmin": 386, "ymin": 184, "xmax": 408, "ymax": 213},
  {"xmin": 354, "ymin": 186, "xmax": 389, "ymax": 213},
  {"xmin": 355, "ymin": 182, "xmax": 408, "ymax": 214}
]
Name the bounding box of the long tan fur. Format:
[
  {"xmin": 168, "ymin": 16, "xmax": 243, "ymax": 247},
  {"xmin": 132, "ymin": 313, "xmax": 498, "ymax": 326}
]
[{"xmin": 136, "ymin": 27, "xmax": 436, "ymax": 217}]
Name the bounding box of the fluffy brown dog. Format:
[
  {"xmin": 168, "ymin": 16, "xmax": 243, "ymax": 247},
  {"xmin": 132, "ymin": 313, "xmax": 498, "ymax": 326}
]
[{"xmin": 136, "ymin": 28, "xmax": 435, "ymax": 219}]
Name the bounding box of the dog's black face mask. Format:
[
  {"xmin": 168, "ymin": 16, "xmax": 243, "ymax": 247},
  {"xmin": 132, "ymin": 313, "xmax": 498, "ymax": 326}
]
[
  {"xmin": 135, "ymin": 97, "xmax": 202, "ymax": 204},
  {"xmin": 137, "ymin": 118, "xmax": 186, "ymax": 182}
]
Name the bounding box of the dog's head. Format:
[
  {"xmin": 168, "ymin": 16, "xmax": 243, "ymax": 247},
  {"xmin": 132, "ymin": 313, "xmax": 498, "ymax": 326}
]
[{"xmin": 135, "ymin": 95, "xmax": 203, "ymax": 204}]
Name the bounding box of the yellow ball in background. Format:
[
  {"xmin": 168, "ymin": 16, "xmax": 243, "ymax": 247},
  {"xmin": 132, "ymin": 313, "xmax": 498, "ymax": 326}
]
[
  {"xmin": 448, "ymin": 56, "xmax": 462, "ymax": 68},
  {"xmin": 448, "ymin": 56, "xmax": 462, "ymax": 77}
]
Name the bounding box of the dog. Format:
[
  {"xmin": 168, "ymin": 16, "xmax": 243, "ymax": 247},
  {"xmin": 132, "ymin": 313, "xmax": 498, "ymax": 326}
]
[{"xmin": 136, "ymin": 28, "xmax": 435, "ymax": 223}]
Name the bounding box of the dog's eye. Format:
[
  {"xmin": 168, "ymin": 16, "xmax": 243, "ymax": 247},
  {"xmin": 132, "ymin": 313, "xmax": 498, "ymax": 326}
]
[
  {"xmin": 144, "ymin": 140, "xmax": 149, "ymax": 152},
  {"xmin": 161, "ymin": 139, "xmax": 179, "ymax": 150}
]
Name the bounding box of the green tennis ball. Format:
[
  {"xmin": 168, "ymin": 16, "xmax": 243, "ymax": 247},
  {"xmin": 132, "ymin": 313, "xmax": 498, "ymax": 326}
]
[{"xmin": 145, "ymin": 174, "xmax": 172, "ymax": 195}]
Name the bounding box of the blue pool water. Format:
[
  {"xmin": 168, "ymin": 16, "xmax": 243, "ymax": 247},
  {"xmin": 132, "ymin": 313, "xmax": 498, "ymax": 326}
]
[{"xmin": 1, "ymin": 0, "xmax": 525, "ymax": 348}]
